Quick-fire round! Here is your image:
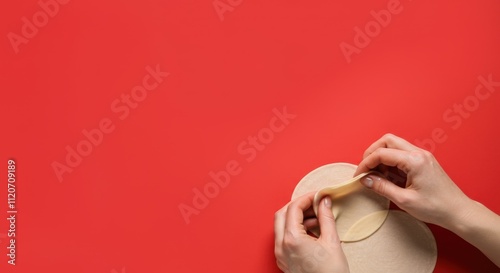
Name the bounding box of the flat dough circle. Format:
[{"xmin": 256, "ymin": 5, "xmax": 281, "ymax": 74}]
[
  {"xmin": 292, "ymin": 163, "xmax": 390, "ymax": 240},
  {"xmin": 342, "ymin": 210, "xmax": 437, "ymax": 273}
]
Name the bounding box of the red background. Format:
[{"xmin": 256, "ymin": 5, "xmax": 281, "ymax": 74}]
[{"xmin": 1, "ymin": 0, "xmax": 500, "ymax": 272}]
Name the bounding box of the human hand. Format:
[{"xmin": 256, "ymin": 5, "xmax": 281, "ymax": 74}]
[
  {"xmin": 274, "ymin": 192, "xmax": 350, "ymax": 273},
  {"xmin": 354, "ymin": 134, "xmax": 473, "ymax": 230}
]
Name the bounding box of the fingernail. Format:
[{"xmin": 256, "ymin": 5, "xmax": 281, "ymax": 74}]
[
  {"xmin": 362, "ymin": 176, "xmax": 374, "ymax": 188},
  {"xmin": 324, "ymin": 197, "xmax": 332, "ymax": 208}
]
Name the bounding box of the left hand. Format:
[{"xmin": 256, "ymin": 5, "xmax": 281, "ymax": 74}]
[{"xmin": 274, "ymin": 192, "xmax": 350, "ymax": 273}]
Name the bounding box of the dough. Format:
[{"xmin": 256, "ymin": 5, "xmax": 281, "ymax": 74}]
[
  {"xmin": 342, "ymin": 210, "xmax": 389, "ymax": 242},
  {"xmin": 342, "ymin": 210, "xmax": 438, "ymax": 273},
  {"xmin": 291, "ymin": 163, "xmax": 438, "ymax": 273},
  {"xmin": 292, "ymin": 163, "xmax": 390, "ymax": 241}
]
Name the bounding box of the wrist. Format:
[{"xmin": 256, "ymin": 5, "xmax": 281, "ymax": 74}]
[
  {"xmin": 440, "ymin": 196, "xmax": 479, "ymax": 234},
  {"xmin": 442, "ymin": 197, "xmax": 481, "ymax": 235}
]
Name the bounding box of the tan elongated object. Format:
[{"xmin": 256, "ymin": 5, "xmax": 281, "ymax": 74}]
[
  {"xmin": 313, "ymin": 171, "xmax": 377, "ymax": 212},
  {"xmin": 292, "ymin": 163, "xmax": 390, "ymax": 241},
  {"xmin": 312, "ymin": 170, "xmax": 389, "ymax": 242},
  {"xmin": 342, "ymin": 210, "xmax": 389, "ymax": 242}
]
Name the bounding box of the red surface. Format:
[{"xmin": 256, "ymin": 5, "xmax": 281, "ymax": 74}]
[{"xmin": 1, "ymin": 0, "xmax": 500, "ymax": 272}]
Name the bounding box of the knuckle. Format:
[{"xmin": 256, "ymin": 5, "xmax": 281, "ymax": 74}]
[
  {"xmin": 409, "ymin": 151, "xmax": 425, "ymax": 164},
  {"xmin": 274, "ymin": 211, "xmax": 281, "ymax": 221},
  {"xmin": 372, "ymin": 147, "xmax": 383, "ymax": 159},
  {"xmin": 287, "ymin": 202, "xmax": 301, "ymax": 214},
  {"xmin": 274, "ymin": 207, "xmax": 286, "ymax": 220},
  {"xmin": 362, "ymin": 149, "xmax": 371, "ymax": 158},
  {"xmin": 362, "ymin": 148, "xmax": 384, "ymax": 169},
  {"xmin": 283, "ymin": 230, "xmax": 300, "ymax": 249},
  {"xmin": 383, "ymin": 133, "xmax": 396, "ymax": 142},
  {"xmin": 409, "ymin": 150, "xmax": 433, "ymax": 168},
  {"xmin": 422, "ymin": 150, "xmax": 435, "ymax": 162}
]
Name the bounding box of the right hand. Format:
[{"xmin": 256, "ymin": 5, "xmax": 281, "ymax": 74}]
[{"xmin": 353, "ymin": 134, "xmax": 473, "ymax": 229}]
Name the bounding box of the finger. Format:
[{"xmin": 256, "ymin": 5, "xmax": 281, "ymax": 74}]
[
  {"xmin": 317, "ymin": 196, "xmax": 341, "ymax": 245},
  {"xmin": 355, "ymin": 148, "xmax": 413, "ymax": 175},
  {"xmin": 303, "ymin": 206, "xmax": 316, "ymax": 219},
  {"xmin": 362, "ymin": 134, "xmax": 419, "ymax": 159},
  {"xmin": 303, "ymin": 218, "xmax": 318, "ymax": 231},
  {"xmin": 384, "ymin": 166, "xmax": 408, "ymax": 187},
  {"xmin": 360, "ymin": 174, "xmax": 410, "ymax": 205},
  {"xmin": 284, "ymin": 192, "xmax": 315, "ymax": 234},
  {"xmin": 274, "ymin": 206, "xmax": 287, "ymax": 247},
  {"xmin": 295, "ymin": 191, "xmax": 318, "ymax": 220},
  {"xmin": 275, "ymin": 193, "xmax": 316, "ymax": 246}
]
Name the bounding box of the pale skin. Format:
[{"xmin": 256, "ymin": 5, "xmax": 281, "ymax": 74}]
[{"xmin": 274, "ymin": 134, "xmax": 500, "ymax": 272}]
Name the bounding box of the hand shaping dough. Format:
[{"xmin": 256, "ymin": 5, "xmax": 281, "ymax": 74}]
[
  {"xmin": 291, "ymin": 163, "xmax": 438, "ymax": 273},
  {"xmin": 312, "ymin": 171, "xmax": 389, "ymax": 242},
  {"xmin": 292, "ymin": 163, "xmax": 390, "ymax": 241}
]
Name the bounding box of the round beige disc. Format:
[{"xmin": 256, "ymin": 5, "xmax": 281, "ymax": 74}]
[
  {"xmin": 342, "ymin": 210, "xmax": 437, "ymax": 273},
  {"xmin": 292, "ymin": 163, "xmax": 390, "ymax": 240}
]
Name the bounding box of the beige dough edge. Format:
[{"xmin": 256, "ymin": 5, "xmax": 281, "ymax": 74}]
[{"xmin": 312, "ymin": 171, "xmax": 389, "ymax": 242}]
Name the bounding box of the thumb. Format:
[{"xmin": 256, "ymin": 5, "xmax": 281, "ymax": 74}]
[
  {"xmin": 361, "ymin": 175, "xmax": 406, "ymax": 202},
  {"xmin": 317, "ymin": 196, "xmax": 341, "ymax": 245}
]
